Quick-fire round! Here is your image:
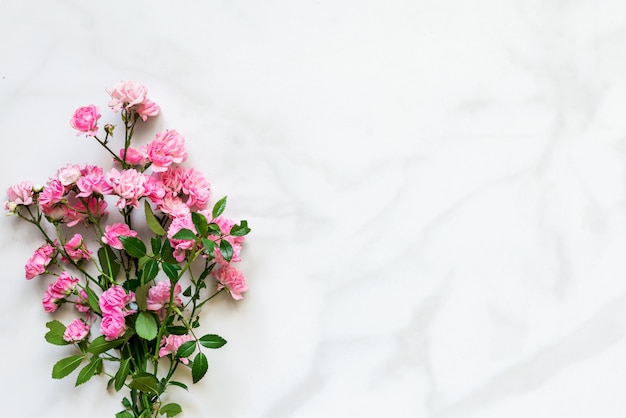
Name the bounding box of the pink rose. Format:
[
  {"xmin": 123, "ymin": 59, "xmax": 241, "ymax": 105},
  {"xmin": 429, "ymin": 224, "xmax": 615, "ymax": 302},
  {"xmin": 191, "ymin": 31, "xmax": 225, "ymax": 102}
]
[
  {"xmin": 209, "ymin": 216, "xmax": 244, "ymax": 265},
  {"xmin": 136, "ymin": 98, "xmax": 160, "ymax": 121},
  {"xmin": 100, "ymin": 313, "xmax": 127, "ymax": 341},
  {"xmin": 74, "ymin": 289, "xmax": 91, "ymax": 314},
  {"xmin": 38, "ymin": 178, "xmax": 65, "ymax": 210},
  {"xmin": 102, "ymin": 223, "xmax": 139, "ymax": 250},
  {"xmin": 42, "ymin": 272, "xmax": 79, "ymax": 312},
  {"xmin": 167, "ymin": 214, "xmax": 196, "ymax": 262},
  {"xmin": 5, "ymin": 181, "xmax": 34, "ymax": 212},
  {"xmin": 107, "ymin": 80, "xmax": 148, "ymax": 111},
  {"xmin": 159, "ymin": 195, "xmax": 190, "ymax": 219},
  {"xmin": 63, "ymin": 319, "xmax": 90, "ymax": 343},
  {"xmin": 106, "ymin": 168, "xmax": 146, "ymax": 209},
  {"xmin": 70, "ymin": 105, "xmax": 101, "ymax": 136},
  {"xmin": 158, "ymin": 334, "xmax": 193, "ymax": 364},
  {"xmin": 25, "ymin": 242, "xmax": 57, "ymax": 280},
  {"xmin": 181, "ymin": 168, "xmax": 210, "ymax": 210},
  {"xmin": 145, "ymin": 130, "xmax": 187, "ymax": 173},
  {"xmin": 56, "ymin": 164, "xmax": 82, "ymax": 186},
  {"xmin": 214, "ymin": 265, "xmax": 248, "ymax": 300},
  {"xmin": 119, "ymin": 147, "xmax": 148, "ymax": 166},
  {"xmin": 143, "ymin": 175, "xmax": 167, "ymax": 205},
  {"xmin": 146, "ymin": 280, "xmax": 182, "ymax": 311},
  {"xmin": 159, "ymin": 166, "xmax": 186, "ymax": 194},
  {"xmin": 99, "ymin": 285, "xmax": 134, "ymax": 316},
  {"xmin": 64, "ymin": 233, "xmax": 92, "ymax": 262}
]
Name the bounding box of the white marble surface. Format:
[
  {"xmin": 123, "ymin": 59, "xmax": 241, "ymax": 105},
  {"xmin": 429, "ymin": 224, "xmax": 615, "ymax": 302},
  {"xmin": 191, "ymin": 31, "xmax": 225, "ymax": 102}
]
[{"xmin": 3, "ymin": 0, "xmax": 626, "ymax": 416}]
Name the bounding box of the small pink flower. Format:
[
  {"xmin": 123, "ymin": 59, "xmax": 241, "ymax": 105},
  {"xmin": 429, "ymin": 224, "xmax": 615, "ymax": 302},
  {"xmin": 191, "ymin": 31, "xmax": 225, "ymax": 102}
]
[
  {"xmin": 38, "ymin": 178, "xmax": 65, "ymax": 209},
  {"xmin": 214, "ymin": 265, "xmax": 248, "ymax": 300},
  {"xmin": 56, "ymin": 164, "xmax": 82, "ymax": 186},
  {"xmin": 119, "ymin": 147, "xmax": 148, "ymax": 166},
  {"xmin": 42, "ymin": 271, "xmax": 79, "ymax": 312},
  {"xmin": 159, "ymin": 334, "xmax": 193, "ymax": 363},
  {"xmin": 99, "ymin": 285, "xmax": 134, "ymax": 316},
  {"xmin": 136, "ymin": 98, "xmax": 160, "ymax": 121},
  {"xmin": 146, "ymin": 130, "xmax": 187, "ymax": 173},
  {"xmin": 106, "ymin": 168, "xmax": 146, "ymax": 209},
  {"xmin": 70, "ymin": 105, "xmax": 101, "ymax": 136},
  {"xmin": 143, "ymin": 175, "xmax": 167, "ymax": 205},
  {"xmin": 63, "ymin": 319, "xmax": 90, "ymax": 343},
  {"xmin": 167, "ymin": 214, "xmax": 196, "ymax": 262},
  {"xmin": 76, "ymin": 166, "xmax": 112, "ymax": 197},
  {"xmin": 146, "ymin": 280, "xmax": 182, "ymax": 311},
  {"xmin": 159, "ymin": 166, "xmax": 186, "ymax": 194},
  {"xmin": 107, "ymin": 81, "xmax": 148, "ymax": 111},
  {"xmin": 5, "ymin": 181, "xmax": 34, "ymax": 212},
  {"xmin": 102, "ymin": 223, "xmax": 139, "ymax": 250},
  {"xmin": 181, "ymin": 168, "xmax": 211, "ymax": 210},
  {"xmin": 100, "ymin": 313, "xmax": 127, "ymax": 341},
  {"xmin": 25, "ymin": 242, "xmax": 57, "ymax": 280},
  {"xmin": 64, "ymin": 234, "xmax": 92, "ymax": 262},
  {"xmin": 75, "ymin": 289, "xmax": 91, "ymax": 314},
  {"xmin": 159, "ymin": 195, "xmax": 190, "ymax": 219}
]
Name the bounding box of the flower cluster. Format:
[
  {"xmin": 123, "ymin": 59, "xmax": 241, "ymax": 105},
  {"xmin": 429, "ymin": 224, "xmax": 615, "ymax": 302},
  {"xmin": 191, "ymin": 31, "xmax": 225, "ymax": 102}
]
[{"xmin": 6, "ymin": 81, "xmax": 251, "ymax": 418}]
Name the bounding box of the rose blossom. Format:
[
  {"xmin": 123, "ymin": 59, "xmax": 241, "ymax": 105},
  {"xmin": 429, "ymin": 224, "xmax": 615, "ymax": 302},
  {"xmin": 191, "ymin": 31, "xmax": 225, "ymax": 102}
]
[
  {"xmin": 25, "ymin": 242, "xmax": 57, "ymax": 279},
  {"xmin": 167, "ymin": 214, "xmax": 196, "ymax": 262},
  {"xmin": 146, "ymin": 280, "xmax": 182, "ymax": 311},
  {"xmin": 63, "ymin": 319, "xmax": 90, "ymax": 343},
  {"xmin": 181, "ymin": 168, "xmax": 211, "ymax": 210},
  {"xmin": 107, "ymin": 80, "xmax": 148, "ymax": 111},
  {"xmin": 143, "ymin": 175, "xmax": 167, "ymax": 206},
  {"xmin": 99, "ymin": 285, "xmax": 135, "ymax": 316},
  {"xmin": 4, "ymin": 181, "xmax": 34, "ymax": 212},
  {"xmin": 38, "ymin": 178, "xmax": 65, "ymax": 209},
  {"xmin": 119, "ymin": 146, "xmax": 147, "ymax": 166},
  {"xmin": 145, "ymin": 130, "xmax": 187, "ymax": 173},
  {"xmin": 106, "ymin": 168, "xmax": 146, "ymax": 209},
  {"xmin": 207, "ymin": 216, "xmax": 245, "ymax": 265},
  {"xmin": 56, "ymin": 164, "xmax": 82, "ymax": 186},
  {"xmin": 64, "ymin": 233, "xmax": 92, "ymax": 262},
  {"xmin": 136, "ymin": 99, "xmax": 160, "ymax": 121},
  {"xmin": 42, "ymin": 272, "xmax": 79, "ymax": 312},
  {"xmin": 74, "ymin": 289, "xmax": 91, "ymax": 314},
  {"xmin": 100, "ymin": 313, "xmax": 127, "ymax": 341},
  {"xmin": 102, "ymin": 223, "xmax": 139, "ymax": 250},
  {"xmin": 70, "ymin": 105, "xmax": 101, "ymax": 136},
  {"xmin": 159, "ymin": 195, "xmax": 190, "ymax": 219},
  {"xmin": 158, "ymin": 334, "xmax": 193, "ymax": 364},
  {"xmin": 214, "ymin": 265, "xmax": 248, "ymax": 300}
]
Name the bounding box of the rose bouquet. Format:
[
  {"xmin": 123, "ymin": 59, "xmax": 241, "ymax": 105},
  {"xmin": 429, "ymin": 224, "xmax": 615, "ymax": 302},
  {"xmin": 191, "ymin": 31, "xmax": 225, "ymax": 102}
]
[{"xmin": 5, "ymin": 81, "xmax": 251, "ymax": 417}]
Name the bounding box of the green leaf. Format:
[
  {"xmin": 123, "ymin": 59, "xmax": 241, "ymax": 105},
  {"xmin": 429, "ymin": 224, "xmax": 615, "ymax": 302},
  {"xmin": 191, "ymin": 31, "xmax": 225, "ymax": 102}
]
[
  {"xmin": 219, "ymin": 239, "xmax": 233, "ymax": 262},
  {"xmin": 161, "ymin": 242, "xmax": 177, "ymax": 264},
  {"xmin": 151, "ymin": 237, "xmax": 162, "ymax": 255},
  {"xmin": 229, "ymin": 220, "xmax": 251, "ymax": 237},
  {"xmin": 168, "ymin": 381, "xmax": 188, "ymax": 391},
  {"xmin": 176, "ymin": 340, "xmax": 196, "ymax": 358},
  {"xmin": 119, "ymin": 236, "xmax": 146, "ymax": 258},
  {"xmin": 116, "ymin": 411, "xmax": 134, "ymax": 418},
  {"xmin": 84, "ymin": 286, "xmax": 102, "ymax": 315},
  {"xmin": 129, "ymin": 372, "xmax": 159, "ymax": 394},
  {"xmin": 98, "ymin": 246, "xmax": 120, "ymax": 280},
  {"xmin": 134, "ymin": 284, "xmax": 149, "ymax": 312},
  {"xmin": 182, "ymin": 285, "xmax": 192, "ymax": 297},
  {"xmin": 160, "ymin": 403, "xmax": 183, "ymax": 417},
  {"xmin": 135, "ymin": 312, "xmax": 158, "ymax": 341},
  {"xmin": 141, "ymin": 259, "xmax": 159, "ymax": 284},
  {"xmin": 207, "ymin": 222, "xmax": 222, "ymax": 235},
  {"xmin": 145, "ymin": 200, "xmax": 166, "ymax": 236},
  {"xmin": 201, "ymin": 238, "xmax": 216, "ymax": 258},
  {"xmin": 166, "ymin": 325, "xmax": 188, "ymax": 335},
  {"xmin": 199, "ymin": 334, "xmax": 227, "ymax": 349},
  {"xmin": 172, "ymin": 228, "xmax": 196, "ymax": 241},
  {"xmin": 162, "ymin": 262, "xmax": 181, "ymax": 283},
  {"xmin": 45, "ymin": 320, "xmax": 69, "ymax": 346},
  {"xmin": 76, "ymin": 357, "xmax": 102, "ymax": 386},
  {"xmin": 52, "ymin": 355, "xmax": 83, "ymax": 379},
  {"xmin": 114, "ymin": 358, "xmax": 131, "ymax": 392},
  {"xmin": 191, "ymin": 212, "xmax": 209, "ymax": 237},
  {"xmin": 212, "ymin": 196, "xmax": 227, "ymax": 219},
  {"xmin": 192, "ymin": 352, "xmax": 208, "ymax": 384},
  {"xmin": 87, "ymin": 335, "xmax": 123, "ymax": 355}
]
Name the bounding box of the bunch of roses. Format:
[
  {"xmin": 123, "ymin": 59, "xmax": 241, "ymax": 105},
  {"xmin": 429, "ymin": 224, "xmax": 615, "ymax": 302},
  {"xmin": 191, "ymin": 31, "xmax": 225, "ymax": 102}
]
[{"xmin": 5, "ymin": 81, "xmax": 250, "ymax": 418}]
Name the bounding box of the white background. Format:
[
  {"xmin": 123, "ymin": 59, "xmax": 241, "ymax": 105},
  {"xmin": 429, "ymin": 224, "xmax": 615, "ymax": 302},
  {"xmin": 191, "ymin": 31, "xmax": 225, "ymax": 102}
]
[{"xmin": 3, "ymin": 0, "xmax": 626, "ymax": 417}]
